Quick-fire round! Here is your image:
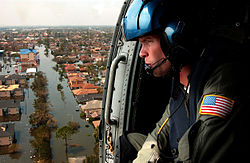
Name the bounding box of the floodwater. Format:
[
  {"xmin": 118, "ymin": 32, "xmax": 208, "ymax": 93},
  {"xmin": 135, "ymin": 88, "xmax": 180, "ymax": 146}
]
[{"xmin": 0, "ymin": 45, "xmax": 95, "ymax": 162}]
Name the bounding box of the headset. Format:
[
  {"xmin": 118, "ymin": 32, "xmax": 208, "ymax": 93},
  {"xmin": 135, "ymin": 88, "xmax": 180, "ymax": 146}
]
[{"xmin": 123, "ymin": 0, "xmax": 196, "ymax": 76}]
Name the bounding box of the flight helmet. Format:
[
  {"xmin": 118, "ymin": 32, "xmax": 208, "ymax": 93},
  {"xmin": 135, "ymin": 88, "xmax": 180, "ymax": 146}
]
[{"xmin": 123, "ymin": 0, "xmax": 201, "ymax": 71}]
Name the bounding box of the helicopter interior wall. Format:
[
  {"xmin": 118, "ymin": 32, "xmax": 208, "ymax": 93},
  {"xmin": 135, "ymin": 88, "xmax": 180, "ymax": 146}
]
[{"xmin": 129, "ymin": 59, "xmax": 172, "ymax": 135}]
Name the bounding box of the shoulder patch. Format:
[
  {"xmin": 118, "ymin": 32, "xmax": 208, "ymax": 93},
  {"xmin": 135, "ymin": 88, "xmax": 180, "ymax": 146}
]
[{"xmin": 199, "ymin": 94, "xmax": 234, "ymax": 118}]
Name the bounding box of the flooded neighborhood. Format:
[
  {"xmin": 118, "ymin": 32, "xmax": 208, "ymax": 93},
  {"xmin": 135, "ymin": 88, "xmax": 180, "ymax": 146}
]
[{"xmin": 0, "ymin": 26, "xmax": 113, "ymax": 162}]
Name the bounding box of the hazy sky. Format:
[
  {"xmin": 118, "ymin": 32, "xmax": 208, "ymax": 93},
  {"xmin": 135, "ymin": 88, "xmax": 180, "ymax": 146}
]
[{"xmin": 0, "ymin": 0, "xmax": 124, "ymax": 26}]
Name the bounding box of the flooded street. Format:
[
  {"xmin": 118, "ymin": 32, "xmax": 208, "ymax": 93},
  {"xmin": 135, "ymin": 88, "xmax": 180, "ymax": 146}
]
[{"xmin": 0, "ymin": 45, "xmax": 95, "ymax": 162}]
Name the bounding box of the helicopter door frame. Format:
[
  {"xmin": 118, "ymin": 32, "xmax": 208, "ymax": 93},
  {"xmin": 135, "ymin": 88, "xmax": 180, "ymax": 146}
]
[{"xmin": 99, "ymin": 0, "xmax": 139, "ymax": 162}]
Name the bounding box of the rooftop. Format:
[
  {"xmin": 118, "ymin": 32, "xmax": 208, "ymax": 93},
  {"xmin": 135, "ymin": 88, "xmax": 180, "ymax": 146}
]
[
  {"xmin": 20, "ymin": 49, "xmax": 37, "ymax": 55},
  {"xmin": 83, "ymin": 100, "xmax": 102, "ymax": 110},
  {"xmin": 92, "ymin": 120, "xmax": 100, "ymax": 128},
  {"xmin": 0, "ymin": 85, "xmax": 19, "ymax": 91},
  {"xmin": 0, "ymin": 100, "xmax": 21, "ymax": 108},
  {"xmin": 0, "ymin": 74, "xmax": 26, "ymax": 80},
  {"xmin": 0, "ymin": 123, "xmax": 15, "ymax": 138},
  {"xmin": 75, "ymin": 93, "xmax": 102, "ymax": 104},
  {"xmin": 72, "ymin": 89, "xmax": 98, "ymax": 96}
]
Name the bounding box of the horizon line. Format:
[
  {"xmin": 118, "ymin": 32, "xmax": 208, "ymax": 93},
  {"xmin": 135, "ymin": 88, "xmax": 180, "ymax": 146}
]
[{"xmin": 0, "ymin": 25, "xmax": 115, "ymax": 28}]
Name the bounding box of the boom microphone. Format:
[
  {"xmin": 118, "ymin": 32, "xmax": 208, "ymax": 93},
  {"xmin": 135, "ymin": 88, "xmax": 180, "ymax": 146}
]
[{"xmin": 145, "ymin": 57, "xmax": 168, "ymax": 75}]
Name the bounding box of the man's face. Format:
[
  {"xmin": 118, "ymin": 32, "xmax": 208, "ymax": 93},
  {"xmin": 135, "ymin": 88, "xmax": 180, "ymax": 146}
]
[{"xmin": 139, "ymin": 34, "xmax": 171, "ymax": 77}]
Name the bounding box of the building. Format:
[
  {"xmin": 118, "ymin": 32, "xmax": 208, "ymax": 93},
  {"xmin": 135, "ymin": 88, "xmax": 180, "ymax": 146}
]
[
  {"xmin": 68, "ymin": 76, "xmax": 86, "ymax": 89},
  {"xmin": 66, "ymin": 72, "xmax": 84, "ymax": 78},
  {"xmin": 72, "ymin": 89, "xmax": 98, "ymax": 96},
  {"xmin": 26, "ymin": 68, "xmax": 37, "ymax": 75},
  {"xmin": 75, "ymin": 93, "xmax": 102, "ymax": 104},
  {"xmin": 0, "ymin": 123, "xmax": 15, "ymax": 146},
  {"xmin": 0, "ymin": 74, "xmax": 26, "ymax": 87},
  {"xmin": 92, "ymin": 120, "xmax": 100, "ymax": 128},
  {"xmin": 81, "ymin": 100, "xmax": 102, "ymax": 119},
  {"xmin": 20, "ymin": 49, "xmax": 37, "ymax": 61},
  {"xmin": 0, "ymin": 100, "xmax": 20, "ymax": 116},
  {"xmin": 64, "ymin": 64, "xmax": 77, "ymax": 73},
  {"xmin": 19, "ymin": 49, "xmax": 37, "ymax": 72},
  {"xmin": 0, "ymin": 85, "xmax": 23, "ymax": 98},
  {"xmin": 20, "ymin": 49, "xmax": 36, "ymax": 55}
]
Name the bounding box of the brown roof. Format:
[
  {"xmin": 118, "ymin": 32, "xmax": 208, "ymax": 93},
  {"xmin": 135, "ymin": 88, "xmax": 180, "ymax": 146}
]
[
  {"xmin": 20, "ymin": 58, "xmax": 29, "ymax": 62},
  {"xmin": 92, "ymin": 120, "xmax": 100, "ymax": 128},
  {"xmin": 80, "ymin": 83, "xmax": 99, "ymax": 89},
  {"xmin": 70, "ymin": 83, "xmax": 99, "ymax": 90},
  {"xmin": 66, "ymin": 72, "xmax": 80, "ymax": 78},
  {"xmin": 72, "ymin": 89, "xmax": 98, "ymax": 96},
  {"xmin": 68, "ymin": 76, "xmax": 85, "ymax": 82},
  {"xmin": 64, "ymin": 64, "xmax": 75, "ymax": 67}
]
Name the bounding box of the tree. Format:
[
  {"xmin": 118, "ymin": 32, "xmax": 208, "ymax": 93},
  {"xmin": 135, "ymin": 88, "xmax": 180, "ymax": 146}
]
[
  {"xmin": 57, "ymin": 83, "xmax": 63, "ymax": 91},
  {"xmin": 67, "ymin": 121, "xmax": 80, "ymax": 133},
  {"xmin": 29, "ymin": 71, "xmax": 56, "ymax": 162},
  {"xmin": 55, "ymin": 122, "xmax": 80, "ymax": 162},
  {"xmin": 56, "ymin": 126, "xmax": 74, "ymax": 141},
  {"xmin": 55, "ymin": 126, "xmax": 74, "ymax": 162}
]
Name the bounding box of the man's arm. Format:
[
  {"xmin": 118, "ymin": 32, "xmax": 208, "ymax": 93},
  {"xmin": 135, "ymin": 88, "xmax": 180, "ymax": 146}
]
[
  {"xmin": 178, "ymin": 62, "xmax": 249, "ymax": 162},
  {"xmin": 133, "ymin": 104, "xmax": 172, "ymax": 162}
]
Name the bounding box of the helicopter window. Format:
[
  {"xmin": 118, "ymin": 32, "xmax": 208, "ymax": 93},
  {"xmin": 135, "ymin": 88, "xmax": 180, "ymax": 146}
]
[{"xmin": 127, "ymin": 47, "xmax": 171, "ymax": 135}]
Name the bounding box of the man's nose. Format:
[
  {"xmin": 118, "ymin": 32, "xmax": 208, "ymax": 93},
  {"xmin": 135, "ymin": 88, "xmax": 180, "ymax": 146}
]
[{"xmin": 139, "ymin": 45, "xmax": 148, "ymax": 58}]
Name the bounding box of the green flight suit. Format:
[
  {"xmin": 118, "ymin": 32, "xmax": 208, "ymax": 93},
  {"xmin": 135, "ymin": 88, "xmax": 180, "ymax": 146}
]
[{"xmin": 128, "ymin": 61, "xmax": 250, "ymax": 162}]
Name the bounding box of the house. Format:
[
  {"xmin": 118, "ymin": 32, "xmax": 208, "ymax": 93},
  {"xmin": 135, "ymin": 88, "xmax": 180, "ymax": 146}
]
[
  {"xmin": 66, "ymin": 72, "xmax": 79, "ymax": 78},
  {"xmin": 14, "ymin": 88, "xmax": 24, "ymax": 97},
  {"xmin": 64, "ymin": 64, "xmax": 77, "ymax": 73},
  {"xmin": 0, "ymin": 74, "xmax": 26, "ymax": 86},
  {"xmin": 91, "ymin": 54, "xmax": 106, "ymax": 62},
  {"xmin": 92, "ymin": 120, "xmax": 100, "ymax": 128},
  {"xmin": 20, "ymin": 48, "xmax": 36, "ymax": 55},
  {"xmin": 81, "ymin": 100, "xmax": 102, "ymax": 119},
  {"xmin": 72, "ymin": 89, "xmax": 98, "ymax": 96},
  {"xmin": 66, "ymin": 72, "xmax": 85, "ymax": 78},
  {"xmin": 71, "ymin": 83, "xmax": 100, "ymax": 96},
  {"xmin": 68, "ymin": 55, "xmax": 77, "ymax": 59},
  {"xmin": 19, "ymin": 49, "xmax": 37, "ymax": 68},
  {"xmin": 90, "ymin": 47, "xmax": 101, "ymax": 53},
  {"xmin": 82, "ymin": 83, "xmax": 99, "ymax": 89},
  {"xmin": 26, "ymin": 68, "xmax": 36, "ymax": 75},
  {"xmin": 0, "ymin": 100, "xmax": 20, "ymax": 116},
  {"xmin": 0, "ymin": 85, "xmax": 23, "ymax": 98},
  {"xmin": 0, "ymin": 89, "xmax": 11, "ymax": 98},
  {"xmin": 20, "ymin": 49, "xmax": 36, "ymax": 61},
  {"xmin": 80, "ymin": 55, "xmax": 94, "ymax": 63},
  {"xmin": 75, "ymin": 93, "xmax": 102, "ymax": 104},
  {"xmin": 79, "ymin": 67, "xmax": 87, "ymax": 72},
  {"xmin": 0, "ymin": 123, "xmax": 15, "ymax": 146},
  {"xmin": 68, "ymin": 76, "xmax": 86, "ymax": 89}
]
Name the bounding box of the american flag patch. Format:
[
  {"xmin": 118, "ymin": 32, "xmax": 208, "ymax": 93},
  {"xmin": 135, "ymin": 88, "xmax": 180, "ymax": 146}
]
[{"xmin": 200, "ymin": 95, "xmax": 234, "ymax": 118}]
